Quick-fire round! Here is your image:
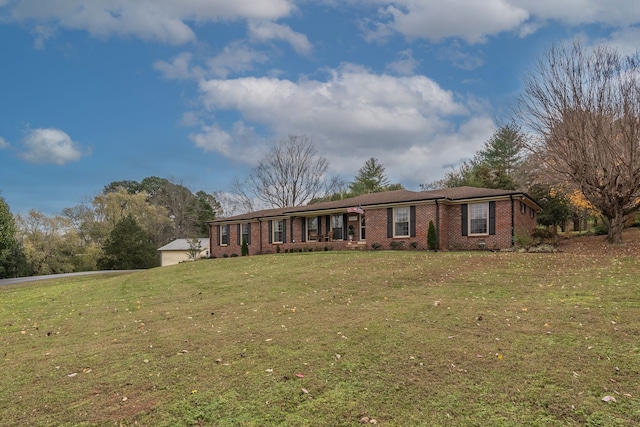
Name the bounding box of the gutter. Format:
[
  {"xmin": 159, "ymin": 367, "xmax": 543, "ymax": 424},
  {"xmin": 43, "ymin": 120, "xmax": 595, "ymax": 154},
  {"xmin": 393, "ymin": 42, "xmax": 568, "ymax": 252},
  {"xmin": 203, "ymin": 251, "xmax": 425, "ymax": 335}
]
[{"xmin": 510, "ymin": 195, "xmax": 515, "ymax": 247}]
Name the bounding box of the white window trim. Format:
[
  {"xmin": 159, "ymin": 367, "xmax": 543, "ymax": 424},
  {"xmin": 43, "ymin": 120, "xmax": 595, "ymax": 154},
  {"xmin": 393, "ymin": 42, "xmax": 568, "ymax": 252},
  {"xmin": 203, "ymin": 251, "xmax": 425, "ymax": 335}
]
[
  {"xmin": 393, "ymin": 207, "xmax": 410, "ymax": 238},
  {"xmin": 220, "ymin": 224, "xmax": 229, "ymax": 246},
  {"xmin": 468, "ymin": 202, "xmax": 489, "ymax": 236},
  {"xmin": 272, "ymin": 219, "xmax": 284, "ymax": 244},
  {"xmin": 307, "ymin": 217, "xmax": 318, "ymax": 241},
  {"xmin": 330, "ymin": 214, "xmax": 344, "ymax": 241},
  {"xmin": 241, "ymin": 223, "xmax": 250, "ymax": 244}
]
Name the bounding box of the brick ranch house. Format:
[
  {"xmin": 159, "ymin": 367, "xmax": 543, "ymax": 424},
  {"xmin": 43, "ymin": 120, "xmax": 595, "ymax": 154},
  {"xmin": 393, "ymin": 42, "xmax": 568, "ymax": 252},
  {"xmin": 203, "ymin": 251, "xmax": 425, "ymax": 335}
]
[{"xmin": 207, "ymin": 186, "xmax": 541, "ymax": 257}]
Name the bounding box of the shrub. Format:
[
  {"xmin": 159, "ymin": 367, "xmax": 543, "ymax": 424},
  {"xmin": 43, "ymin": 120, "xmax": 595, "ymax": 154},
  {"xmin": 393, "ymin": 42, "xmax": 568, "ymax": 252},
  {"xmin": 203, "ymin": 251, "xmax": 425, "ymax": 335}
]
[
  {"xmin": 427, "ymin": 220, "xmax": 437, "ymax": 250},
  {"xmin": 514, "ymin": 229, "xmax": 534, "ymax": 248},
  {"xmin": 222, "ymin": 254, "xmax": 229, "ymax": 258},
  {"xmin": 390, "ymin": 241, "xmax": 405, "ymax": 250},
  {"xmin": 230, "ymin": 253, "xmax": 238, "ymax": 257},
  {"xmin": 371, "ymin": 243, "xmax": 382, "ymax": 250},
  {"xmin": 409, "ymin": 242, "xmax": 418, "ymax": 249},
  {"xmin": 276, "ymin": 246, "xmax": 281, "ymax": 254},
  {"xmin": 241, "ymin": 239, "xmax": 249, "ymax": 256}
]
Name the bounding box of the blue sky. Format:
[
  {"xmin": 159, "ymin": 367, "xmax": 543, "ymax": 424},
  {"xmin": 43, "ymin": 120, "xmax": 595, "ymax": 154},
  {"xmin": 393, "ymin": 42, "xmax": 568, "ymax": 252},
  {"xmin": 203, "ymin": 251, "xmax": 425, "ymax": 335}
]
[{"xmin": 1, "ymin": 1, "xmax": 639, "ymax": 215}]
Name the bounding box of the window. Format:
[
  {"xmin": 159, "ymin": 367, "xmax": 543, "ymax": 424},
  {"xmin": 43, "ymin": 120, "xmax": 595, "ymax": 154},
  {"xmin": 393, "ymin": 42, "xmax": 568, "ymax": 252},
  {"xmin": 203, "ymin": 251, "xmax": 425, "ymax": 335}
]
[
  {"xmin": 331, "ymin": 214, "xmax": 343, "ymax": 240},
  {"xmin": 469, "ymin": 203, "xmax": 489, "ymax": 235},
  {"xmin": 241, "ymin": 223, "xmax": 250, "ymax": 244},
  {"xmin": 220, "ymin": 224, "xmax": 229, "ymax": 246},
  {"xmin": 520, "ymin": 201, "xmax": 526, "ymax": 214},
  {"xmin": 273, "ymin": 219, "xmax": 284, "ymax": 243},
  {"xmin": 529, "ymin": 207, "xmax": 535, "ymax": 219},
  {"xmin": 394, "ymin": 207, "xmax": 410, "ymax": 237},
  {"xmin": 307, "ymin": 217, "xmax": 318, "ymax": 241}
]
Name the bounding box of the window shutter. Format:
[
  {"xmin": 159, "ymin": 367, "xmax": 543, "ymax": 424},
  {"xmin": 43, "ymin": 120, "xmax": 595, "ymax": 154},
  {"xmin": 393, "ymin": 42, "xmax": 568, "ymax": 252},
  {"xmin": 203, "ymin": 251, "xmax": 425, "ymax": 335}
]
[
  {"xmin": 489, "ymin": 201, "xmax": 496, "ymax": 235},
  {"xmin": 318, "ymin": 216, "xmax": 322, "ymax": 237},
  {"xmin": 237, "ymin": 224, "xmax": 241, "ymax": 245},
  {"xmin": 387, "ymin": 208, "xmax": 393, "ymax": 238},
  {"xmin": 410, "ymin": 206, "xmax": 416, "ymax": 237},
  {"xmin": 461, "ymin": 204, "xmax": 468, "ymax": 236},
  {"xmin": 326, "ymin": 215, "xmax": 331, "ymax": 235},
  {"xmin": 247, "ymin": 223, "xmax": 251, "ymax": 244},
  {"xmin": 283, "ymin": 219, "xmax": 287, "ymax": 243},
  {"xmin": 268, "ymin": 220, "xmax": 273, "ymax": 244},
  {"xmin": 301, "ymin": 218, "xmax": 306, "ymax": 242},
  {"xmin": 217, "ymin": 225, "xmax": 221, "ymax": 246},
  {"xmin": 343, "ymin": 214, "xmax": 348, "ymax": 240}
]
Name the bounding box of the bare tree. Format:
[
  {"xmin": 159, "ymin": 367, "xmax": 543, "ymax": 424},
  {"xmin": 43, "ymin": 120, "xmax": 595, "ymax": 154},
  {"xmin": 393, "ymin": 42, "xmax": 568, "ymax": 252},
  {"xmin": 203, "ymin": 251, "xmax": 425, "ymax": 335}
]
[
  {"xmin": 235, "ymin": 135, "xmax": 338, "ymax": 208},
  {"xmin": 518, "ymin": 40, "xmax": 640, "ymax": 244}
]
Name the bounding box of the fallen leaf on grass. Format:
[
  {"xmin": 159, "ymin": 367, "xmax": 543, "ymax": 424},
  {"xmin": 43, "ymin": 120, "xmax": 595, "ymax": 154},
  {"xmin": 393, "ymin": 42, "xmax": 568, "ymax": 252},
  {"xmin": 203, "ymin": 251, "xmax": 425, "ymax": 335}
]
[
  {"xmin": 296, "ymin": 373, "xmax": 304, "ymax": 378},
  {"xmin": 602, "ymin": 396, "xmax": 617, "ymax": 402}
]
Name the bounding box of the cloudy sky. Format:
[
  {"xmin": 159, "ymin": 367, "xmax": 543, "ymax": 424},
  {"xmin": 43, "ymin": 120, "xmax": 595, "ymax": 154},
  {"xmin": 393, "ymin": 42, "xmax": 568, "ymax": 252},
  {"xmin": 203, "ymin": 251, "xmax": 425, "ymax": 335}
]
[{"xmin": 1, "ymin": 1, "xmax": 639, "ymax": 214}]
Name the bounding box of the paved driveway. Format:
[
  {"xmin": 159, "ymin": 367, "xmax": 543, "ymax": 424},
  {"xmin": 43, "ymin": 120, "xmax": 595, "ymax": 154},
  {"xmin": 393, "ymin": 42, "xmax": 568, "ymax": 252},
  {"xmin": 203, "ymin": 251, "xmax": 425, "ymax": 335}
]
[{"xmin": 0, "ymin": 270, "xmax": 142, "ymax": 286}]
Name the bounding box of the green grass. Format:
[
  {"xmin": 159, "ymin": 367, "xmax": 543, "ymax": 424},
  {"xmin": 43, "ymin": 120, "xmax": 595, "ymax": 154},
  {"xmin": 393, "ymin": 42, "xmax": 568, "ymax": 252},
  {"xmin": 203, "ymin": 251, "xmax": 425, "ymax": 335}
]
[{"xmin": 1, "ymin": 250, "xmax": 640, "ymax": 426}]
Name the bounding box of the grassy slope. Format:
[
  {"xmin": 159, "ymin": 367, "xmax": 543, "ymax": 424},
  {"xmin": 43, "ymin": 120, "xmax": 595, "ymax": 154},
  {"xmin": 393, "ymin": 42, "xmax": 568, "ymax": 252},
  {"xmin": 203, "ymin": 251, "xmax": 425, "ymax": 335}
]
[{"xmin": 1, "ymin": 250, "xmax": 639, "ymax": 426}]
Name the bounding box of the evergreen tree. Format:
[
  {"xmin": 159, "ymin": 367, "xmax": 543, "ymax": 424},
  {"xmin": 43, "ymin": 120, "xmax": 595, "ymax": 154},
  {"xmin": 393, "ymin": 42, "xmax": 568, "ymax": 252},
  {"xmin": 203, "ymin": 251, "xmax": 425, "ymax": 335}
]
[
  {"xmin": 0, "ymin": 195, "xmax": 22, "ymax": 278},
  {"xmin": 427, "ymin": 220, "xmax": 437, "ymax": 250},
  {"xmin": 349, "ymin": 158, "xmax": 402, "ymax": 195},
  {"xmin": 98, "ymin": 215, "xmax": 158, "ymax": 270},
  {"xmin": 424, "ymin": 123, "xmax": 526, "ymax": 191}
]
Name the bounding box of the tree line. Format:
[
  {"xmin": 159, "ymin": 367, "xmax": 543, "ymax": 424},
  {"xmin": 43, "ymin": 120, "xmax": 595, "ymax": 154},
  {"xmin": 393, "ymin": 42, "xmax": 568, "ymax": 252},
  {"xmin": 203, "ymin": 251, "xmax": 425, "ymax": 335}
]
[{"xmin": 0, "ymin": 177, "xmax": 221, "ymax": 277}]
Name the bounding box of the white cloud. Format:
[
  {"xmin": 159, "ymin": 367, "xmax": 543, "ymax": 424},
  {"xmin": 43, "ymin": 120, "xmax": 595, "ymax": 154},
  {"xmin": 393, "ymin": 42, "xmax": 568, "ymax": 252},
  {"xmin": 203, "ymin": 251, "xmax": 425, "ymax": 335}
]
[
  {"xmin": 154, "ymin": 52, "xmax": 196, "ymax": 80},
  {"xmin": 205, "ymin": 42, "xmax": 270, "ymax": 78},
  {"xmin": 371, "ymin": 0, "xmax": 530, "ymax": 43},
  {"xmin": 191, "ymin": 64, "xmax": 493, "ymax": 185},
  {"xmin": 385, "ymin": 49, "xmax": 419, "ymax": 75},
  {"xmin": 154, "ymin": 43, "xmax": 270, "ymax": 80},
  {"xmin": 0, "ymin": 136, "xmax": 9, "ymax": 149},
  {"xmin": 360, "ymin": 0, "xmax": 640, "ymax": 44},
  {"xmin": 20, "ymin": 128, "xmax": 86, "ymax": 165},
  {"xmin": 31, "ymin": 24, "xmax": 56, "ymax": 49},
  {"xmin": 248, "ymin": 21, "xmax": 312, "ymax": 55},
  {"xmin": 515, "ymin": 0, "xmax": 640, "ymax": 27},
  {"xmin": 4, "ymin": 0, "xmax": 296, "ymax": 45}
]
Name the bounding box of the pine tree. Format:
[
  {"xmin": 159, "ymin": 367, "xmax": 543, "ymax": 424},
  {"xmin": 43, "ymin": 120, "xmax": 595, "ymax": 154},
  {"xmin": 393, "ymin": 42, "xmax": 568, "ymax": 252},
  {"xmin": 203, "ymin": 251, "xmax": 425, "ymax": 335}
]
[{"xmin": 350, "ymin": 158, "xmax": 400, "ymax": 195}]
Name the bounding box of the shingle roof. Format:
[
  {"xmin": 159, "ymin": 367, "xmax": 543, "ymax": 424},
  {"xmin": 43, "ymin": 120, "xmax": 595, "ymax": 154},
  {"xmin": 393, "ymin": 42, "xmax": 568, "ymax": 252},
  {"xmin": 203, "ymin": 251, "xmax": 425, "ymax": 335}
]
[
  {"xmin": 158, "ymin": 238, "xmax": 209, "ymax": 251},
  {"xmin": 209, "ymin": 186, "xmax": 541, "ymax": 223}
]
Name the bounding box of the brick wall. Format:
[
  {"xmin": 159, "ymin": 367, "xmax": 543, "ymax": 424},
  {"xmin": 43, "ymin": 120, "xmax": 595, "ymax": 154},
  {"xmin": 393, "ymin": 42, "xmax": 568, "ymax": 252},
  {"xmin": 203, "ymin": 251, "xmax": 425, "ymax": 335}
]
[{"xmin": 208, "ymin": 198, "xmax": 539, "ymax": 257}]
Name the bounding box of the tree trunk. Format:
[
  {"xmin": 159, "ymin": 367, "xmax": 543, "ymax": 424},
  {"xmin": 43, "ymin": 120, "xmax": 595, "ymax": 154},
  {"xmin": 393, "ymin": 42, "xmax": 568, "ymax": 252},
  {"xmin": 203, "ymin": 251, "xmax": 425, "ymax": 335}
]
[{"xmin": 607, "ymin": 213, "xmax": 625, "ymax": 245}]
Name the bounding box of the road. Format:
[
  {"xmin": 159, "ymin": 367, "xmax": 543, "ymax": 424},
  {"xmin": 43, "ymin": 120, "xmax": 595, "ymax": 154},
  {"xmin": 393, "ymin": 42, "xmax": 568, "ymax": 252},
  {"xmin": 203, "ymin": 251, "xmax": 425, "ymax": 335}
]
[{"xmin": 0, "ymin": 270, "xmax": 143, "ymax": 286}]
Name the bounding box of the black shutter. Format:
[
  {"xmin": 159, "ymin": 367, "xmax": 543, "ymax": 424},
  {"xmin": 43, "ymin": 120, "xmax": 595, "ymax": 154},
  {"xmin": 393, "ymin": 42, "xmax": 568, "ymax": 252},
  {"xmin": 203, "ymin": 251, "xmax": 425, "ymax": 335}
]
[
  {"xmin": 247, "ymin": 223, "xmax": 251, "ymax": 244},
  {"xmin": 326, "ymin": 215, "xmax": 331, "ymax": 235},
  {"xmin": 217, "ymin": 225, "xmax": 221, "ymax": 246},
  {"xmin": 318, "ymin": 216, "xmax": 322, "ymax": 238},
  {"xmin": 387, "ymin": 208, "xmax": 393, "ymax": 238},
  {"xmin": 283, "ymin": 219, "xmax": 287, "ymax": 243},
  {"xmin": 489, "ymin": 201, "xmax": 496, "ymax": 235},
  {"xmin": 237, "ymin": 224, "xmax": 241, "ymax": 245},
  {"xmin": 343, "ymin": 214, "xmax": 348, "ymax": 240},
  {"xmin": 301, "ymin": 218, "xmax": 306, "ymax": 242},
  {"xmin": 461, "ymin": 204, "xmax": 468, "ymax": 236},
  {"xmin": 268, "ymin": 220, "xmax": 273, "ymax": 244},
  {"xmin": 410, "ymin": 206, "xmax": 416, "ymax": 237}
]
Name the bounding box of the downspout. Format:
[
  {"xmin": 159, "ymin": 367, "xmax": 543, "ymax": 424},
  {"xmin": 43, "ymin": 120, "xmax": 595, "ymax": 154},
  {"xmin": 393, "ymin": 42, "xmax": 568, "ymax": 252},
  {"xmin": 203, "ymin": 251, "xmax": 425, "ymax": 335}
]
[
  {"xmin": 435, "ymin": 200, "xmax": 440, "ymax": 251},
  {"xmin": 510, "ymin": 195, "xmax": 515, "ymax": 247},
  {"xmin": 258, "ymin": 218, "xmax": 263, "ymax": 253}
]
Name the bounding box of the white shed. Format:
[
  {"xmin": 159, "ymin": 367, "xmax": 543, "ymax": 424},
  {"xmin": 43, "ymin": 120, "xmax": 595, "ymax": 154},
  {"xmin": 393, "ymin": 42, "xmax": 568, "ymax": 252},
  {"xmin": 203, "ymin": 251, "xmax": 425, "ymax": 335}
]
[{"xmin": 157, "ymin": 238, "xmax": 209, "ymax": 266}]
